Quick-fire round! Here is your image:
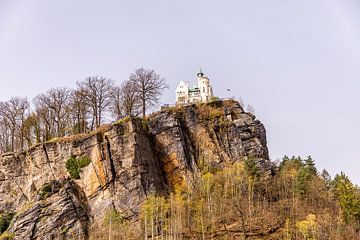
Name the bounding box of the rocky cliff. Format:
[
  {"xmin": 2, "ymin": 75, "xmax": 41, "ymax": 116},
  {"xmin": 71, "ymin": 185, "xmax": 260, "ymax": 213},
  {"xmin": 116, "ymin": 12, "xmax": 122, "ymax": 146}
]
[{"xmin": 0, "ymin": 100, "xmax": 271, "ymax": 239}]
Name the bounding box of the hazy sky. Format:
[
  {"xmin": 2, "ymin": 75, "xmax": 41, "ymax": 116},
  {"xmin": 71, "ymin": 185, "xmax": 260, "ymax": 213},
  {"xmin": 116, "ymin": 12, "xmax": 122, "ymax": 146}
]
[{"xmin": 1, "ymin": 0, "xmax": 359, "ymax": 183}]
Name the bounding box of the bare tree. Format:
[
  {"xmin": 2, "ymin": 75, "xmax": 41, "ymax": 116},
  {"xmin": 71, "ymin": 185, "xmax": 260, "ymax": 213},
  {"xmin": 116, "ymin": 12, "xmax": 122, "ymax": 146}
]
[
  {"xmin": 109, "ymin": 86, "xmax": 123, "ymax": 120},
  {"xmin": 33, "ymin": 99, "xmax": 55, "ymax": 141},
  {"xmin": 23, "ymin": 113, "xmax": 41, "ymax": 147},
  {"xmin": 120, "ymin": 80, "xmax": 141, "ymax": 117},
  {"xmin": 33, "ymin": 88, "xmax": 72, "ymax": 138},
  {"xmin": 77, "ymin": 76, "xmax": 115, "ymax": 130},
  {"xmin": 129, "ymin": 68, "xmax": 168, "ymax": 117},
  {"xmin": 0, "ymin": 108, "xmax": 11, "ymax": 153},
  {"xmin": 48, "ymin": 88, "xmax": 72, "ymax": 136},
  {"xmin": 70, "ymin": 89, "xmax": 89, "ymax": 134},
  {"xmin": 0, "ymin": 69, "xmax": 166, "ymax": 153},
  {"xmin": 0, "ymin": 97, "xmax": 29, "ymax": 152},
  {"xmin": 109, "ymin": 80, "xmax": 141, "ymax": 120},
  {"xmin": 246, "ymin": 104, "xmax": 255, "ymax": 114}
]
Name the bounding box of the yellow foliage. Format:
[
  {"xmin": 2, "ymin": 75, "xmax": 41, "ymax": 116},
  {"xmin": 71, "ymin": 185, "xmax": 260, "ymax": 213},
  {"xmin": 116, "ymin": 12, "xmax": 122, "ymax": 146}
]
[
  {"xmin": 296, "ymin": 214, "xmax": 317, "ymax": 239},
  {"xmin": 0, "ymin": 232, "xmax": 14, "ymax": 240}
]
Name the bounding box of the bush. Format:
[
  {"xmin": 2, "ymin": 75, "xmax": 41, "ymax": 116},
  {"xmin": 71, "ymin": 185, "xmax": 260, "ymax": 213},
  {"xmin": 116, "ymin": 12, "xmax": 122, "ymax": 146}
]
[
  {"xmin": 141, "ymin": 118, "xmax": 150, "ymax": 133},
  {"xmin": 0, "ymin": 231, "xmax": 14, "ymax": 240},
  {"xmin": 198, "ymin": 104, "xmax": 224, "ymax": 121},
  {"xmin": 296, "ymin": 214, "xmax": 317, "ymax": 239},
  {"xmin": 38, "ymin": 182, "xmax": 52, "ymax": 199},
  {"xmin": 66, "ymin": 157, "xmax": 80, "ymax": 179},
  {"xmin": 65, "ymin": 155, "xmax": 91, "ymax": 179},
  {"xmin": 0, "ymin": 213, "xmax": 14, "ymax": 234},
  {"xmin": 78, "ymin": 156, "xmax": 91, "ymax": 168},
  {"xmin": 104, "ymin": 209, "xmax": 123, "ymax": 225}
]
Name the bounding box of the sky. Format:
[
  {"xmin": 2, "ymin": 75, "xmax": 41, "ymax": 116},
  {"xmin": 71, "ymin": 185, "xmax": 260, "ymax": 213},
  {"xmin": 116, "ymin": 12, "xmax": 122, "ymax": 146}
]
[{"xmin": 0, "ymin": 0, "xmax": 359, "ymax": 183}]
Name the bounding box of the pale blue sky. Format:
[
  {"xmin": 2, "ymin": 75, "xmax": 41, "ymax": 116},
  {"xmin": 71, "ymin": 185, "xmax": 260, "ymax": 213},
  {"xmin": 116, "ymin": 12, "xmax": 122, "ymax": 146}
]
[{"xmin": 0, "ymin": 0, "xmax": 359, "ymax": 183}]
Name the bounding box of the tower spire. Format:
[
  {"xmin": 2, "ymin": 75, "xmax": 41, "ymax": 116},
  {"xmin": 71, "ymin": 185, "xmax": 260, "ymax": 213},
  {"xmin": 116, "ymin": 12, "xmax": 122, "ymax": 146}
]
[{"xmin": 197, "ymin": 67, "xmax": 204, "ymax": 77}]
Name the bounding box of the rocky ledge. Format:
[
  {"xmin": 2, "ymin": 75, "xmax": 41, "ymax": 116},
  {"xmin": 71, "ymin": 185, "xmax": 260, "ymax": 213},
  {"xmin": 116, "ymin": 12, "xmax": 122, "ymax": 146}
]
[{"xmin": 0, "ymin": 99, "xmax": 271, "ymax": 239}]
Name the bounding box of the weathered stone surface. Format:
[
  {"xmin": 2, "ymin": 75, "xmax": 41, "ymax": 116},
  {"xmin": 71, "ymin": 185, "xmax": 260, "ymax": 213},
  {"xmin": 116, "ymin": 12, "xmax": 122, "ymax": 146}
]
[
  {"xmin": 0, "ymin": 100, "xmax": 271, "ymax": 239},
  {"xmin": 148, "ymin": 100, "xmax": 271, "ymax": 189},
  {"xmin": 9, "ymin": 180, "xmax": 89, "ymax": 240}
]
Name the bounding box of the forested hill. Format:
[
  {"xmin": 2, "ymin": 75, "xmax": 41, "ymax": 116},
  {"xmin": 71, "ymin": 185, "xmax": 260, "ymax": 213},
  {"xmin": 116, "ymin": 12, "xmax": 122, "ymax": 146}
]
[{"xmin": 0, "ymin": 99, "xmax": 359, "ymax": 239}]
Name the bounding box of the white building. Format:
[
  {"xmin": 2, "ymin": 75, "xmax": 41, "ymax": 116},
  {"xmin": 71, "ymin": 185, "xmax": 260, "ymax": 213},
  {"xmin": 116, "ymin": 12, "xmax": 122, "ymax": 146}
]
[{"xmin": 175, "ymin": 71, "xmax": 214, "ymax": 105}]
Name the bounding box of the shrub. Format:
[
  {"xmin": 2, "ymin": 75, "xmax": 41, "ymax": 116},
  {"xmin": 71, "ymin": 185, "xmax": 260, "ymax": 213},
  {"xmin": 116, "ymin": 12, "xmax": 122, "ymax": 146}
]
[
  {"xmin": 0, "ymin": 231, "xmax": 14, "ymax": 240},
  {"xmin": 78, "ymin": 156, "xmax": 91, "ymax": 168},
  {"xmin": 0, "ymin": 213, "xmax": 14, "ymax": 234},
  {"xmin": 65, "ymin": 155, "xmax": 91, "ymax": 179},
  {"xmin": 296, "ymin": 214, "xmax": 317, "ymax": 239},
  {"xmin": 104, "ymin": 209, "xmax": 123, "ymax": 225},
  {"xmin": 38, "ymin": 182, "xmax": 52, "ymax": 199},
  {"xmin": 210, "ymin": 96, "xmax": 220, "ymax": 102},
  {"xmin": 66, "ymin": 156, "xmax": 80, "ymax": 179},
  {"xmin": 198, "ymin": 104, "xmax": 224, "ymax": 121},
  {"xmin": 141, "ymin": 118, "xmax": 150, "ymax": 133}
]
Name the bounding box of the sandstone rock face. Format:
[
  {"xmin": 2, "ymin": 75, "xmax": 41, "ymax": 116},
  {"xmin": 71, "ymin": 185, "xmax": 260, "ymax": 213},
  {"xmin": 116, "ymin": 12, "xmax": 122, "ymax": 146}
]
[
  {"xmin": 9, "ymin": 180, "xmax": 89, "ymax": 240},
  {"xmin": 149, "ymin": 100, "xmax": 271, "ymax": 189},
  {"xmin": 0, "ymin": 100, "xmax": 271, "ymax": 239}
]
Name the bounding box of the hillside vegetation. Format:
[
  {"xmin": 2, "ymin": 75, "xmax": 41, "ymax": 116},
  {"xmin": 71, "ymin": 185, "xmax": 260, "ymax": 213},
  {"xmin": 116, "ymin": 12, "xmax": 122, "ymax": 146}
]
[
  {"xmin": 91, "ymin": 156, "xmax": 360, "ymax": 239},
  {"xmin": 0, "ymin": 97, "xmax": 358, "ymax": 239}
]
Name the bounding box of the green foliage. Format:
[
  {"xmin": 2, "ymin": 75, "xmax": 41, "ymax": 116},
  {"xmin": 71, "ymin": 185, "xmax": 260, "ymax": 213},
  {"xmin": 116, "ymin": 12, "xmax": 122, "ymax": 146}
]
[
  {"xmin": 141, "ymin": 117, "xmax": 150, "ymax": 133},
  {"xmin": 66, "ymin": 157, "xmax": 80, "ymax": 179},
  {"xmin": 65, "ymin": 155, "xmax": 91, "ymax": 179},
  {"xmin": 303, "ymin": 156, "xmax": 317, "ymax": 175},
  {"xmin": 104, "ymin": 209, "xmax": 123, "ymax": 225},
  {"xmin": 279, "ymin": 155, "xmax": 303, "ymax": 173},
  {"xmin": 279, "ymin": 155, "xmax": 318, "ymax": 197},
  {"xmin": 331, "ymin": 172, "xmax": 360, "ymax": 225},
  {"xmin": 321, "ymin": 169, "xmax": 331, "ymax": 189},
  {"xmin": 38, "ymin": 182, "xmax": 52, "ymax": 199},
  {"xmin": 78, "ymin": 156, "xmax": 91, "ymax": 168},
  {"xmin": 244, "ymin": 157, "xmax": 259, "ymax": 180},
  {"xmin": 131, "ymin": 156, "xmax": 360, "ymax": 239},
  {"xmin": 0, "ymin": 213, "xmax": 14, "ymax": 235}
]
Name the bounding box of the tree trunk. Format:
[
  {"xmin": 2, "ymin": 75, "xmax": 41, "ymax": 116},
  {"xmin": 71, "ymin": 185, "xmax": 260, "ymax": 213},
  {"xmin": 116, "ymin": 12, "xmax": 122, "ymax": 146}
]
[{"xmin": 142, "ymin": 97, "xmax": 146, "ymax": 118}]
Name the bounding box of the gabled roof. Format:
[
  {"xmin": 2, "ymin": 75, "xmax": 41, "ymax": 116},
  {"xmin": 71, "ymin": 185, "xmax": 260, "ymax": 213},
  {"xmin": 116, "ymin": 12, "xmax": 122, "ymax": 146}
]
[
  {"xmin": 178, "ymin": 81, "xmax": 187, "ymax": 86},
  {"xmin": 176, "ymin": 81, "xmax": 189, "ymax": 91}
]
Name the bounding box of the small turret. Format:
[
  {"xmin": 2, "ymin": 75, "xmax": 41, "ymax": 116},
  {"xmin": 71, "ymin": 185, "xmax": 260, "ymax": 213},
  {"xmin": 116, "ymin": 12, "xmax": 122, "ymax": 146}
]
[
  {"xmin": 197, "ymin": 67, "xmax": 204, "ymax": 78},
  {"xmin": 197, "ymin": 69, "xmax": 213, "ymax": 103}
]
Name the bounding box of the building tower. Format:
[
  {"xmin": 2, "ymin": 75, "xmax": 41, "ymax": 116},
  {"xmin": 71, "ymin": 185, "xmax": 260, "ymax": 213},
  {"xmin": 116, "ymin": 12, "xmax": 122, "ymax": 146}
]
[{"xmin": 197, "ymin": 69, "xmax": 213, "ymax": 103}]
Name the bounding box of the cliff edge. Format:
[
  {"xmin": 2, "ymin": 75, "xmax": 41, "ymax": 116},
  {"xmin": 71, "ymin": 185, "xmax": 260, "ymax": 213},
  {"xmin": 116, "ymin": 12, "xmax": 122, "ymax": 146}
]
[{"xmin": 0, "ymin": 99, "xmax": 271, "ymax": 239}]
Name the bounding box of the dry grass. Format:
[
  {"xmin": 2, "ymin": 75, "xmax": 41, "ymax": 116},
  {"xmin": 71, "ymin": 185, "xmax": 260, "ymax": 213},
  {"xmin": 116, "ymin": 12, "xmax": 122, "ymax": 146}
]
[
  {"xmin": 46, "ymin": 124, "xmax": 112, "ymax": 144},
  {"xmin": 197, "ymin": 103, "xmax": 224, "ymax": 121},
  {"xmin": 89, "ymin": 222, "xmax": 140, "ymax": 240}
]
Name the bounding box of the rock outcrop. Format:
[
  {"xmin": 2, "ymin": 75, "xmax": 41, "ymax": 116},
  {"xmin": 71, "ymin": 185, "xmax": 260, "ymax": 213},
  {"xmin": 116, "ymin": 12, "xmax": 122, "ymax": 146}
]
[
  {"xmin": 0, "ymin": 100, "xmax": 271, "ymax": 239},
  {"xmin": 8, "ymin": 180, "xmax": 89, "ymax": 240}
]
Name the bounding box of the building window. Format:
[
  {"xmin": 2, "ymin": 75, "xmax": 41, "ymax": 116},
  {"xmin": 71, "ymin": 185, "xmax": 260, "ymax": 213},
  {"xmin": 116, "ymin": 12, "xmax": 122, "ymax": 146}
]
[{"xmin": 203, "ymin": 87, "xmax": 205, "ymax": 92}]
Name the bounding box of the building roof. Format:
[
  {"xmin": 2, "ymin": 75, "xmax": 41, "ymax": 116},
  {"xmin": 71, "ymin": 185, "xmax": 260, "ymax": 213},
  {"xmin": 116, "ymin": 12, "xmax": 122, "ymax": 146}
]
[
  {"xmin": 197, "ymin": 67, "xmax": 204, "ymax": 77},
  {"xmin": 189, "ymin": 87, "xmax": 200, "ymax": 92}
]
